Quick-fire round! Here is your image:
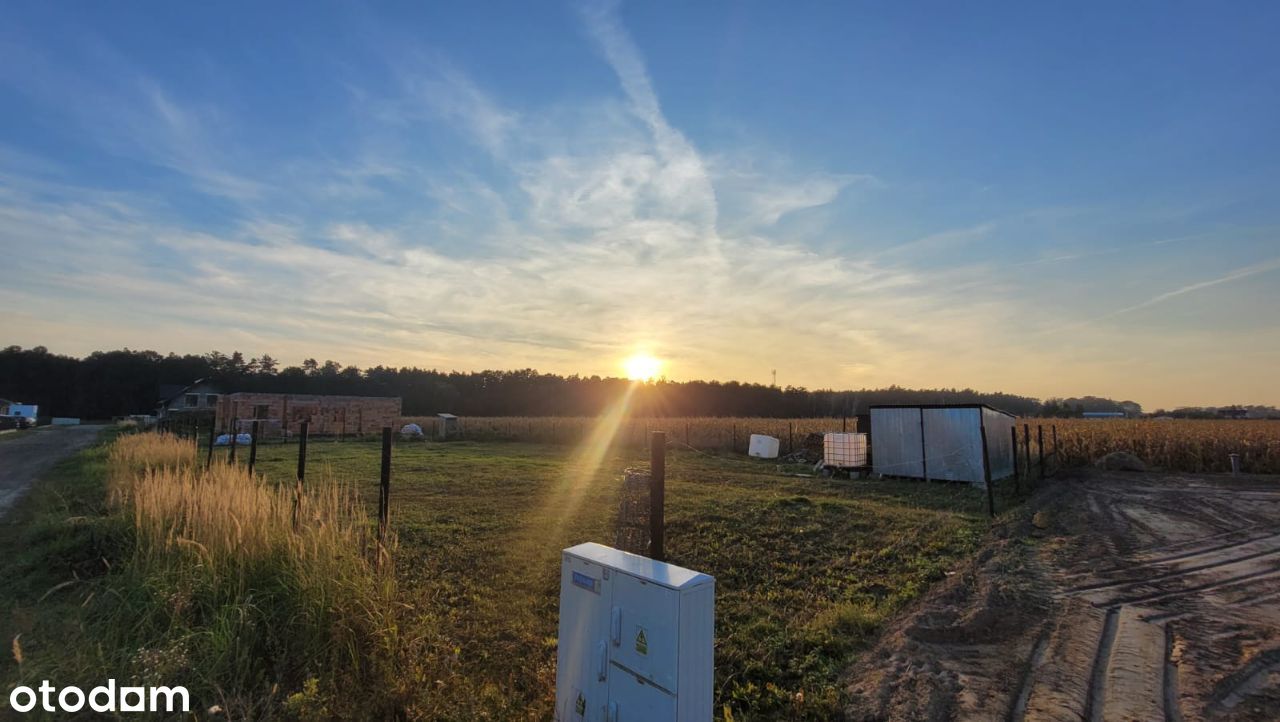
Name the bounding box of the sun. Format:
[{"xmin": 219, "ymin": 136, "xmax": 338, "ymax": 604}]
[{"xmin": 622, "ymin": 353, "xmax": 663, "ymax": 382}]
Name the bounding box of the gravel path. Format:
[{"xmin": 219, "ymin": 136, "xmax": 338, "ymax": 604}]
[{"xmin": 0, "ymin": 425, "xmax": 105, "ymax": 518}]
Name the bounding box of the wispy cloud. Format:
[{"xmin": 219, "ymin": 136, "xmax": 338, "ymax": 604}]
[{"xmin": 1097, "ymin": 256, "xmax": 1280, "ymax": 321}]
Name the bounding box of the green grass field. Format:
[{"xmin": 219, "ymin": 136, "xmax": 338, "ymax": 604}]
[{"xmin": 235, "ymin": 437, "xmax": 988, "ymax": 720}]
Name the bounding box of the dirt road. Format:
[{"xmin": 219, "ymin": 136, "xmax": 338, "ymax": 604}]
[
  {"xmin": 0, "ymin": 425, "xmax": 104, "ymax": 517},
  {"xmin": 845, "ymin": 469, "xmax": 1280, "ymax": 721}
]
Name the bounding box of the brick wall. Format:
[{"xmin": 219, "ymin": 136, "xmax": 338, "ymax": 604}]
[{"xmin": 216, "ymin": 393, "xmax": 402, "ymax": 437}]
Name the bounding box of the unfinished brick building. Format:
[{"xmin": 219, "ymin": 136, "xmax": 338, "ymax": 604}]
[{"xmin": 215, "ymin": 393, "xmax": 402, "ymax": 438}]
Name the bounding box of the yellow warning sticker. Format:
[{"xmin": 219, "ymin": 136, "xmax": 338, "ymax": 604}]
[{"xmin": 634, "ymin": 628, "xmax": 648, "ymax": 655}]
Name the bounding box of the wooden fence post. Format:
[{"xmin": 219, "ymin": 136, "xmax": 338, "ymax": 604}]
[
  {"xmin": 649, "ymin": 431, "xmax": 666, "ymax": 562},
  {"xmin": 731, "ymin": 424, "xmax": 737, "ymax": 453},
  {"xmin": 248, "ymin": 420, "xmax": 260, "ymax": 474},
  {"xmin": 378, "ymin": 427, "xmax": 393, "ymax": 563},
  {"xmin": 788, "ymin": 422, "xmax": 794, "ymax": 455}
]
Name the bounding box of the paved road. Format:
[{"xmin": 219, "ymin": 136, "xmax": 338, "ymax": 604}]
[{"xmin": 0, "ymin": 425, "xmax": 106, "ymax": 518}]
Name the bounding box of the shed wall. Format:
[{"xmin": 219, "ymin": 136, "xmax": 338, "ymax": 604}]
[
  {"xmin": 982, "ymin": 408, "xmax": 1016, "ymax": 480},
  {"xmin": 870, "ymin": 407, "xmax": 924, "ymax": 478},
  {"xmin": 921, "ymin": 407, "xmax": 985, "ymax": 483}
]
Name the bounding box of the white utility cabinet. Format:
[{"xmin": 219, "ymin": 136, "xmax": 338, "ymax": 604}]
[
  {"xmin": 556, "ymin": 542, "xmax": 715, "ymax": 722},
  {"xmin": 747, "ymin": 434, "xmax": 780, "ymax": 459}
]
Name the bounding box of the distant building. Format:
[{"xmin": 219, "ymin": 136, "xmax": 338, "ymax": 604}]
[
  {"xmin": 1081, "ymin": 411, "xmax": 1126, "ymax": 419},
  {"xmin": 157, "ymin": 379, "xmax": 223, "ymax": 418},
  {"xmin": 1217, "ymin": 407, "xmax": 1249, "ymax": 420},
  {"xmin": 215, "ymin": 393, "xmax": 402, "ymax": 438},
  {"xmin": 437, "ymin": 412, "xmax": 460, "ymax": 439},
  {"xmin": 0, "ymin": 398, "xmax": 11, "ymax": 415}
]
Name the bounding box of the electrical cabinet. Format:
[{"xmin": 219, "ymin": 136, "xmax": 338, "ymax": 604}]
[{"xmin": 556, "ymin": 542, "xmax": 715, "ymax": 722}]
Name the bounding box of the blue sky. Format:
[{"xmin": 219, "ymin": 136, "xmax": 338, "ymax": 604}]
[{"xmin": 1, "ymin": 1, "xmax": 1277, "ymax": 408}]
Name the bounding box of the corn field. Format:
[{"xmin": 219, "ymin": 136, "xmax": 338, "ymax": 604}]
[
  {"xmin": 402, "ymin": 415, "xmax": 1280, "ymax": 474},
  {"xmin": 400, "ymin": 415, "xmax": 857, "ymax": 453},
  {"xmin": 1030, "ymin": 418, "xmax": 1280, "ymax": 474}
]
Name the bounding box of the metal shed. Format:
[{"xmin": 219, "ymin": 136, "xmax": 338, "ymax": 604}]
[{"xmin": 870, "ymin": 404, "xmax": 1016, "ymax": 486}]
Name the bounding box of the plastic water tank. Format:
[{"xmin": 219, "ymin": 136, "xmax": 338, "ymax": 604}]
[
  {"xmin": 823, "ymin": 433, "xmax": 868, "ymax": 468},
  {"xmin": 748, "ymin": 434, "xmax": 780, "ymax": 459}
]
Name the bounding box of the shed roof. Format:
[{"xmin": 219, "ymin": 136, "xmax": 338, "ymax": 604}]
[
  {"xmin": 437, "ymin": 413, "xmax": 458, "ymax": 419},
  {"xmin": 869, "ymin": 403, "xmax": 1016, "ymax": 418}
]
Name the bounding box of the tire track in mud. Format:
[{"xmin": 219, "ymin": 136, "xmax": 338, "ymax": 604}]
[
  {"xmin": 844, "ymin": 470, "xmax": 1280, "ymax": 722},
  {"xmin": 1066, "ymin": 539, "xmax": 1280, "ymax": 596}
]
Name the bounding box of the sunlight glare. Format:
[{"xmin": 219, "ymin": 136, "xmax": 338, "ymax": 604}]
[{"xmin": 623, "ymin": 353, "xmax": 663, "ymax": 381}]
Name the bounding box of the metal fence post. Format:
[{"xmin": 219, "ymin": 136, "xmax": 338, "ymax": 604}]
[
  {"xmin": 1038, "ymin": 425, "xmax": 1045, "ymax": 478},
  {"xmin": 228, "ymin": 418, "xmax": 239, "ymax": 464},
  {"xmin": 248, "ymin": 420, "xmax": 260, "ymax": 474},
  {"xmin": 649, "ymin": 431, "xmax": 666, "ymax": 562},
  {"xmin": 205, "ymin": 419, "xmax": 216, "ymax": 470},
  {"xmin": 1023, "ymin": 423, "xmax": 1032, "ymax": 479},
  {"xmin": 293, "ymin": 421, "xmax": 309, "ymax": 531},
  {"xmin": 378, "ymin": 427, "xmax": 393, "ymax": 562},
  {"xmin": 980, "ymin": 422, "xmax": 995, "ymax": 518},
  {"xmin": 1011, "ymin": 426, "xmax": 1020, "ymax": 493}
]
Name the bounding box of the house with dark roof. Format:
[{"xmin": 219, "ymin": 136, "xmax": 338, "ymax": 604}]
[{"xmin": 156, "ymin": 378, "xmax": 223, "ymax": 418}]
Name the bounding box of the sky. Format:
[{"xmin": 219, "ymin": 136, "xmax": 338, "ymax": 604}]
[{"xmin": 1, "ymin": 1, "xmax": 1278, "ymax": 410}]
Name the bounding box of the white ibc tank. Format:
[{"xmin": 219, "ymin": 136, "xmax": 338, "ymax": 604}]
[
  {"xmin": 823, "ymin": 433, "xmax": 868, "ymax": 468},
  {"xmin": 747, "ymin": 434, "xmax": 780, "ymax": 459}
]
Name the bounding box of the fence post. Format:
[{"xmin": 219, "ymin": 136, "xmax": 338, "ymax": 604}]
[
  {"xmin": 685, "ymin": 422, "xmax": 690, "ymax": 447},
  {"xmin": 378, "ymin": 427, "xmax": 393, "ymax": 563},
  {"xmin": 842, "ymin": 416, "xmax": 848, "ymax": 433},
  {"xmin": 1023, "ymin": 423, "xmax": 1032, "ymax": 478},
  {"xmin": 1052, "ymin": 425, "xmax": 1059, "ymax": 472},
  {"xmin": 649, "ymin": 431, "xmax": 666, "ymax": 562},
  {"xmin": 788, "ymin": 422, "xmax": 794, "ymax": 455},
  {"xmin": 293, "ymin": 421, "xmax": 309, "ymax": 531},
  {"xmin": 731, "ymin": 424, "xmax": 737, "ymax": 453},
  {"xmin": 228, "ymin": 418, "xmax": 239, "ymax": 464},
  {"xmin": 1011, "ymin": 426, "xmax": 1020, "ymax": 493},
  {"xmin": 1038, "ymin": 425, "xmax": 1045, "ymax": 478},
  {"xmin": 248, "ymin": 420, "xmax": 260, "ymax": 474},
  {"xmin": 206, "ymin": 419, "xmax": 216, "ymax": 469},
  {"xmin": 980, "ymin": 422, "xmax": 995, "ymax": 518}
]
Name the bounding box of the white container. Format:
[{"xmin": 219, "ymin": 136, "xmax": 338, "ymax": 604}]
[
  {"xmin": 823, "ymin": 433, "xmax": 868, "ymax": 468},
  {"xmin": 556, "ymin": 542, "xmax": 714, "ymax": 722},
  {"xmin": 747, "ymin": 434, "xmax": 780, "ymax": 459}
]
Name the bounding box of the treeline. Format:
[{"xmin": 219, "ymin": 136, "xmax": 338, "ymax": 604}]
[{"xmin": 4, "ymin": 345, "xmax": 1048, "ymax": 419}]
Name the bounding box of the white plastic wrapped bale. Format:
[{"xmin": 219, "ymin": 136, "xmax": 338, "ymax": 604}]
[
  {"xmin": 214, "ymin": 434, "xmax": 232, "ymax": 446},
  {"xmin": 235, "ymin": 433, "xmax": 253, "ymax": 445},
  {"xmin": 748, "ymin": 434, "xmax": 780, "ymax": 459},
  {"xmin": 400, "ymin": 423, "xmax": 424, "ymax": 439}
]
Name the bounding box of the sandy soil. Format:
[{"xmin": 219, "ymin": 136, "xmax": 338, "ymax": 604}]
[
  {"xmin": 0, "ymin": 425, "xmax": 104, "ymax": 517},
  {"xmin": 845, "ymin": 468, "xmax": 1280, "ymax": 721}
]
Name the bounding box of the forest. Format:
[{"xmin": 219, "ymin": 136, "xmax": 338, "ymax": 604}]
[{"xmin": 3, "ymin": 345, "xmax": 1117, "ymax": 420}]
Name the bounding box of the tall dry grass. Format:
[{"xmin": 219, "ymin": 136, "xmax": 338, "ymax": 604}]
[{"xmin": 104, "ymin": 432, "xmax": 404, "ymax": 717}]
